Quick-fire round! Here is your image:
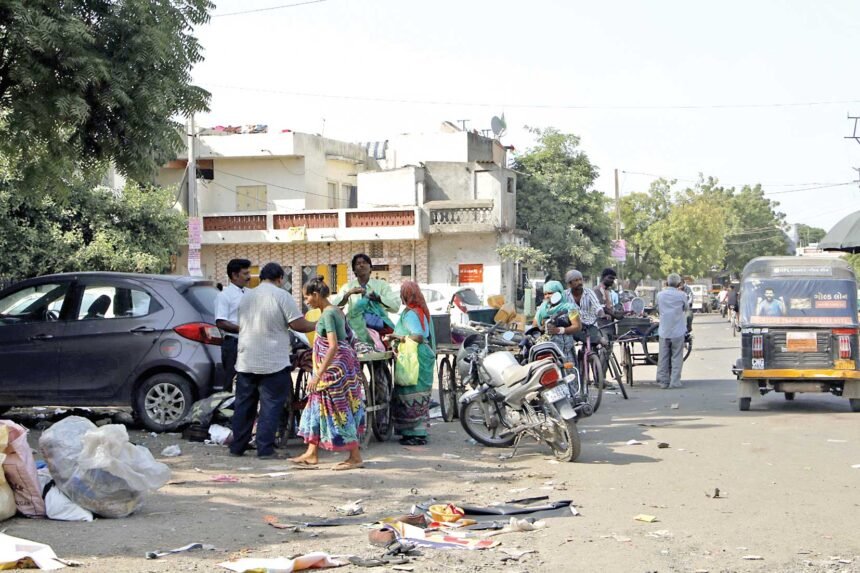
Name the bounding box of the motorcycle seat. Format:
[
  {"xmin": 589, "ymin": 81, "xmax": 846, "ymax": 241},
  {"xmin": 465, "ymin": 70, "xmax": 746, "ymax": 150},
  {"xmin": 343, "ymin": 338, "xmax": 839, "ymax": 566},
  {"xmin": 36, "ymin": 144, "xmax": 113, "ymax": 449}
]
[{"xmin": 501, "ymin": 358, "xmax": 553, "ymax": 387}]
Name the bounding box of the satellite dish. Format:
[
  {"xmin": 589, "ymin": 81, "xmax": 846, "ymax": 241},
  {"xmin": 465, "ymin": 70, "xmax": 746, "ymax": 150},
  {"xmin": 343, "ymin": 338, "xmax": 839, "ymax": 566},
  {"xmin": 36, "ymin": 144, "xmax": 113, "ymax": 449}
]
[{"xmin": 491, "ymin": 114, "xmax": 507, "ymax": 139}]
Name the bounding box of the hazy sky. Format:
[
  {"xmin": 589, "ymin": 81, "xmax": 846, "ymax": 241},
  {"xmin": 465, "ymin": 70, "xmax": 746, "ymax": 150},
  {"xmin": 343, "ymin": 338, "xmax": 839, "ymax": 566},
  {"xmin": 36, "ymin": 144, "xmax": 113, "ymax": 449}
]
[{"xmin": 192, "ymin": 0, "xmax": 860, "ymax": 231}]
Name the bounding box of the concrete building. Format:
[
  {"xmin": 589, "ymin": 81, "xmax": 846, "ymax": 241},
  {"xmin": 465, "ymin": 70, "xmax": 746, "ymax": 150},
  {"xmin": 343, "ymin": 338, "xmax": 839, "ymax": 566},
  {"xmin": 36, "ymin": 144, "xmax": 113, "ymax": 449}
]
[{"xmin": 158, "ymin": 123, "xmax": 524, "ymax": 308}]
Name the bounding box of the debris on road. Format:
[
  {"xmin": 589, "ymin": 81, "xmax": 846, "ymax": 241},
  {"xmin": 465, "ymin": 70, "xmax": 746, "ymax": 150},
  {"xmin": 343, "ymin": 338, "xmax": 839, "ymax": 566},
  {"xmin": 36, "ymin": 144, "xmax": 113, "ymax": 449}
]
[
  {"xmin": 626, "ymin": 439, "xmax": 644, "ymax": 446},
  {"xmin": 634, "ymin": 514, "xmax": 658, "ymax": 523},
  {"xmin": 670, "ymin": 403, "xmax": 680, "ymax": 409},
  {"xmin": 220, "ymin": 552, "xmax": 347, "ymax": 572},
  {"xmin": 741, "ymin": 555, "xmax": 764, "ymax": 560},
  {"xmin": 160, "ymin": 445, "xmax": 181, "ymax": 457},
  {"xmin": 499, "ymin": 547, "xmax": 536, "ymax": 561},
  {"xmin": 335, "ymin": 499, "xmax": 364, "ymax": 516},
  {"xmin": 657, "ymin": 442, "xmax": 670, "ymax": 449},
  {"xmin": 705, "ymin": 488, "xmax": 723, "ymax": 499},
  {"xmin": 646, "ymin": 530, "xmax": 673, "ymax": 539},
  {"xmin": 145, "ymin": 542, "xmax": 213, "ymax": 559},
  {"xmin": 0, "ymin": 532, "xmax": 68, "ymax": 570},
  {"xmin": 210, "ymin": 474, "xmax": 240, "ymax": 483},
  {"xmin": 441, "ymin": 453, "xmax": 461, "ymax": 459}
]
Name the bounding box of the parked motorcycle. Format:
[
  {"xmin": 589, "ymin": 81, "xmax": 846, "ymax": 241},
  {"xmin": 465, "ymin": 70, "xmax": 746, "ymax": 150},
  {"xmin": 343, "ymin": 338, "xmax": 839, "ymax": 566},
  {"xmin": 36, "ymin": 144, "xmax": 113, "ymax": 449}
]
[{"xmin": 457, "ymin": 325, "xmax": 582, "ymax": 462}]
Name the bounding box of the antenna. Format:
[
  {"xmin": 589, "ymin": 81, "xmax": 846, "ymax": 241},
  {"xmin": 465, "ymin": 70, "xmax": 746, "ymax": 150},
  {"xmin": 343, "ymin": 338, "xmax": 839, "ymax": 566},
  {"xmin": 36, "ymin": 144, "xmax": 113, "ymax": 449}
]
[{"xmin": 491, "ymin": 114, "xmax": 507, "ymax": 139}]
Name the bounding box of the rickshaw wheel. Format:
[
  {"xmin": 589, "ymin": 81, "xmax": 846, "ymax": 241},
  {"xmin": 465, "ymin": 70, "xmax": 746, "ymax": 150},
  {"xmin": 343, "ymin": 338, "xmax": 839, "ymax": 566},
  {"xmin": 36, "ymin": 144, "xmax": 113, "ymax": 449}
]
[
  {"xmin": 738, "ymin": 397, "xmax": 751, "ymax": 411},
  {"xmin": 850, "ymin": 399, "xmax": 860, "ymax": 412},
  {"xmin": 784, "ymin": 392, "xmax": 795, "ymax": 401}
]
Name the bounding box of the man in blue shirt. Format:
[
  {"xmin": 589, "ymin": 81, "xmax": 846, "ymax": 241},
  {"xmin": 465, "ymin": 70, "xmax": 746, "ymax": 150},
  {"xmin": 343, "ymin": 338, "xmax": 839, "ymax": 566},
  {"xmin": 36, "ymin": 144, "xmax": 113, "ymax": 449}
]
[{"xmin": 656, "ymin": 273, "xmax": 689, "ymax": 389}]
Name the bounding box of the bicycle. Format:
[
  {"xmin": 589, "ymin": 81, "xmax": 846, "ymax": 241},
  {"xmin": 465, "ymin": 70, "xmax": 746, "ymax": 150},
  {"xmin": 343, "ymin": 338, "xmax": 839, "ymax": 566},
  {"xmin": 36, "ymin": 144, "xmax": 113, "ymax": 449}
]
[
  {"xmin": 574, "ymin": 328, "xmax": 606, "ymax": 414},
  {"xmin": 729, "ymin": 306, "xmax": 739, "ymax": 337}
]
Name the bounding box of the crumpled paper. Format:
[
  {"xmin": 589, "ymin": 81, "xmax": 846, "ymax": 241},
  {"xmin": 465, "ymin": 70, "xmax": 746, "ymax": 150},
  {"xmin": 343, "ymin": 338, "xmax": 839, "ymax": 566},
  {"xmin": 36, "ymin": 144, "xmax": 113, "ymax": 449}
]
[{"xmin": 0, "ymin": 532, "xmax": 68, "ymax": 570}]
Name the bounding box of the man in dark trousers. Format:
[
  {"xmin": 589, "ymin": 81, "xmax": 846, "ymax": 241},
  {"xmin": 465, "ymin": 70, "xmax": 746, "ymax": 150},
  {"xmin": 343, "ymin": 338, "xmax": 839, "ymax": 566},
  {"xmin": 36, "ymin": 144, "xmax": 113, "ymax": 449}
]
[
  {"xmin": 230, "ymin": 262, "xmax": 316, "ymax": 459},
  {"xmin": 215, "ymin": 259, "xmax": 251, "ymax": 392}
]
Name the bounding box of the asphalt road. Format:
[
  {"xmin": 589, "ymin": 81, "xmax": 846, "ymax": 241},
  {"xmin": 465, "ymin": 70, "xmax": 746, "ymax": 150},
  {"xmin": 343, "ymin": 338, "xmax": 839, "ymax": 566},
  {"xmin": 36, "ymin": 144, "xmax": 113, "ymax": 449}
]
[{"xmin": 3, "ymin": 313, "xmax": 858, "ymax": 572}]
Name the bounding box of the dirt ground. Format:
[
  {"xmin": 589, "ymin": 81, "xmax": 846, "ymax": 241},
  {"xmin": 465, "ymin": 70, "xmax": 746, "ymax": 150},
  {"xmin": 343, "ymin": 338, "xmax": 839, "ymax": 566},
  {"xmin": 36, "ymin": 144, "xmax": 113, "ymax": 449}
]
[{"xmin": 3, "ymin": 314, "xmax": 860, "ymax": 573}]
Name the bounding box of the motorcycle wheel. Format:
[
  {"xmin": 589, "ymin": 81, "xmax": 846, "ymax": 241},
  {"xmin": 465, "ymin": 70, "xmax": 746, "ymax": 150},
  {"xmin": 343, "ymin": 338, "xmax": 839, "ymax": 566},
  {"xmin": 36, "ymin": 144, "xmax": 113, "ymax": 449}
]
[
  {"xmin": 459, "ymin": 398, "xmax": 516, "ymax": 447},
  {"xmin": 546, "ymin": 411, "xmax": 581, "ymax": 462}
]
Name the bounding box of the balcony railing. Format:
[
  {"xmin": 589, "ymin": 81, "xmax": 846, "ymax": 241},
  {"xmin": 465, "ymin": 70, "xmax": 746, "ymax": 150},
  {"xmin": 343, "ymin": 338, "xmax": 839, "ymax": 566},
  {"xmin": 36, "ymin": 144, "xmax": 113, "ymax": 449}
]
[
  {"xmin": 203, "ymin": 215, "xmax": 267, "ymax": 231},
  {"xmin": 429, "ymin": 206, "xmax": 494, "ymax": 226},
  {"xmin": 273, "ymin": 213, "xmax": 338, "ymax": 229},
  {"xmin": 346, "ymin": 210, "xmax": 415, "ymax": 227}
]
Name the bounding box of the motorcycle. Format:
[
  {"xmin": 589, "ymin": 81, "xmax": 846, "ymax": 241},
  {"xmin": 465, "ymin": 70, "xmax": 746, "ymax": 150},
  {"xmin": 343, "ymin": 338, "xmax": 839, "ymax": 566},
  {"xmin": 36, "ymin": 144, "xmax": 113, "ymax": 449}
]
[{"xmin": 457, "ymin": 324, "xmax": 582, "ymax": 462}]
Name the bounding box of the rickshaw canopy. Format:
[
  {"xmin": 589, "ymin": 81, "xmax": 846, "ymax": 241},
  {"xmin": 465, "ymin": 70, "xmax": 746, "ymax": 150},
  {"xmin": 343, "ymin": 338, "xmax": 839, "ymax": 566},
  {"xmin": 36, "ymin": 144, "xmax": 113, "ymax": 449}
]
[{"xmin": 740, "ymin": 257, "xmax": 858, "ymax": 328}]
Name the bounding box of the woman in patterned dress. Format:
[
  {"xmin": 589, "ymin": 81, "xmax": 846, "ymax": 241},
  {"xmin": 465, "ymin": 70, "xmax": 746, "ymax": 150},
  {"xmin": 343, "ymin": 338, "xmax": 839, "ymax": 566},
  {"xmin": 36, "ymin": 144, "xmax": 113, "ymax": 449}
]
[
  {"xmin": 386, "ymin": 281, "xmax": 436, "ymax": 446},
  {"xmin": 291, "ymin": 276, "xmax": 365, "ymax": 470}
]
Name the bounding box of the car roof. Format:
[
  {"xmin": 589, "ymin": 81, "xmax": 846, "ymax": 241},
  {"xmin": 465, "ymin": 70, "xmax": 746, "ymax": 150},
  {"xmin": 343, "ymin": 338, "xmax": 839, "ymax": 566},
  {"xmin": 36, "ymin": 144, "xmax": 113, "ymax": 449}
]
[{"xmin": 2, "ymin": 272, "xmax": 213, "ymax": 293}]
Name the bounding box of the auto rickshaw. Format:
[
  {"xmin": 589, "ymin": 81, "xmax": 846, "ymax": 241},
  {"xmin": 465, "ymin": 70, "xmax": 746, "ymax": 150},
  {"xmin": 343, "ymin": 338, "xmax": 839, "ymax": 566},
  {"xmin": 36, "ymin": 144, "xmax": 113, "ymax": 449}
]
[{"xmin": 734, "ymin": 257, "xmax": 860, "ymax": 412}]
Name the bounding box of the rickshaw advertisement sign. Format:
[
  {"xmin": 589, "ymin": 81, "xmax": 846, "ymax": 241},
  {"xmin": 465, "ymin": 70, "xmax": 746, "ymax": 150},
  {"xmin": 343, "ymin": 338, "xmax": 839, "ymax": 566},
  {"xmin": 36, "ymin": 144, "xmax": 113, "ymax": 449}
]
[{"xmin": 741, "ymin": 279, "xmax": 858, "ymax": 327}]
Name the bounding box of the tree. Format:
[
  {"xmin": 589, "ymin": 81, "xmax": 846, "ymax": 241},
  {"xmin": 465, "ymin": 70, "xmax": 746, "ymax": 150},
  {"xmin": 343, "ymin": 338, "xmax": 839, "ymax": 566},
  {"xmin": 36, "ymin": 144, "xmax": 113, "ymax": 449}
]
[
  {"xmin": 0, "ymin": 0, "xmax": 211, "ymax": 185},
  {"xmin": 723, "ymin": 184, "xmax": 788, "ymax": 276},
  {"xmin": 514, "ymin": 128, "xmax": 612, "ymax": 278},
  {"xmin": 0, "ymin": 180, "xmax": 185, "ymax": 279},
  {"xmin": 652, "ymin": 191, "xmax": 729, "ymax": 277},
  {"xmin": 496, "ymin": 244, "xmax": 550, "ymax": 268},
  {"xmin": 796, "ymin": 223, "xmax": 827, "ymax": 247},
  {"xmin": 619, "ymin": 179, "xmax": 673, "ymax": 288}
]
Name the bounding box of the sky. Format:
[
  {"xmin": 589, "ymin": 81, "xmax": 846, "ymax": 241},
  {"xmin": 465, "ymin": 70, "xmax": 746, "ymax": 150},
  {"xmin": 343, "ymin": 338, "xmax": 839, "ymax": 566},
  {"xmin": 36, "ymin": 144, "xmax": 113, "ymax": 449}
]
[{"xmin": 191, "ymin": 0, "xmax": 860, "ymax": 232}]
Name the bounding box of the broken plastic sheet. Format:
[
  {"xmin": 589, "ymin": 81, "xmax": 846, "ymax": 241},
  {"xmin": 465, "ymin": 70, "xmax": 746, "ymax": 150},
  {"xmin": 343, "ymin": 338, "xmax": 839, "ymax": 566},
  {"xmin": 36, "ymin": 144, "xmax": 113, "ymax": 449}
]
[
  {"xmin": 383, "ymin": 521, "xmax": 498, "ymax": 550},
  {"xmin": 415, "ymin": 499, "xmax": 576, "ymax": 523}
]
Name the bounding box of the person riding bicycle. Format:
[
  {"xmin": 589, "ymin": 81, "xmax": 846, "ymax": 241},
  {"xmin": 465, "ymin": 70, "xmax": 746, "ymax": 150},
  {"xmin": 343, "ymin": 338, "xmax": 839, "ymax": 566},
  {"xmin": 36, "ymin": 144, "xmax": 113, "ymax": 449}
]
[
  {"xmin": 593, "ymin": 267, "xmax": 624, "ymax": 326},
  {"xmin": 726, "ymin": 285, "xmax": 739, "ymax": 314}
]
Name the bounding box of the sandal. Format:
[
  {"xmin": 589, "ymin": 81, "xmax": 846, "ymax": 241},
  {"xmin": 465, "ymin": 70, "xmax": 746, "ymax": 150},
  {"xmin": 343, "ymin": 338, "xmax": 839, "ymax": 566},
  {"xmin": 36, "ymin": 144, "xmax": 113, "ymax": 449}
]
[{"xmin": 332, "ymin": 461, "xmax": 364, "ymax": 471}]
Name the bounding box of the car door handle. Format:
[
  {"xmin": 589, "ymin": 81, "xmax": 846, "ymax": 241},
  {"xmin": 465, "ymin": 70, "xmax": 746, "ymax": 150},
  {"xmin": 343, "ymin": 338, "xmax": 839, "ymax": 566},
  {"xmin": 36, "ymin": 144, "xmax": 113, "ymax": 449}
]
[
  {"xmin": 29, "ymin": 334, "xmax": 54, "ymax": 341},
  {"xmin": 129, "ymin": 326, "xmax": 156, "ymax": 334}
]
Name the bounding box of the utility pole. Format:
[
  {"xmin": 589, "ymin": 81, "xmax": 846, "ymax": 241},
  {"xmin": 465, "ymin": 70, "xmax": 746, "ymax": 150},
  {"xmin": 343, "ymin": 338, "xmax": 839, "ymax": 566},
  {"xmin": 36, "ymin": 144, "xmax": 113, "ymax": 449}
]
[
  {"xmin": 186, "ymin": 115, "xmax": 202, "ymax": 277},
  {"xmin": 614, "ymin": 168, "xmax": 621, "ymax": 241}
]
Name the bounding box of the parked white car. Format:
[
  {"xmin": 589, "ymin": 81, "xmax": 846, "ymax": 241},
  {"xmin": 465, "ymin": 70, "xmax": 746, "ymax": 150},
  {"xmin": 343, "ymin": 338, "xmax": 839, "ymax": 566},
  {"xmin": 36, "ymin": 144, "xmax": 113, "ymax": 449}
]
[{"xmin": 387, "ymin": 284, "xmax": 491, "ymax": 326}]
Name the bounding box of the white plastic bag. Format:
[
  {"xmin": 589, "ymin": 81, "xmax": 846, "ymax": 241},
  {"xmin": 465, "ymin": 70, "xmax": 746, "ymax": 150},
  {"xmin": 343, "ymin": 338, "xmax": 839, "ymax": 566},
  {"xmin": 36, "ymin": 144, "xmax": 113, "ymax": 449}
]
[
  {"xmin": 208, "ymin": 424, "xmax": 232, "ymax": 445},
  {"xmin": 39, "ymin": 416, "xmax": 171, "ymax": 518},
  {"xmin": 36, "ymin": 470, "xmax": 92, "ymax": 522}
]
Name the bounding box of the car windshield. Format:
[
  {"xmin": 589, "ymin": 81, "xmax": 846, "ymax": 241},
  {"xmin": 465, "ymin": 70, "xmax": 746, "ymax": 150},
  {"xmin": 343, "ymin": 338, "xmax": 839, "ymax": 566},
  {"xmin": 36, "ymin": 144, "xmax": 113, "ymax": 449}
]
[{"xmin": 740, "ymin": 278, "xmax": 858, "ymax": 327}]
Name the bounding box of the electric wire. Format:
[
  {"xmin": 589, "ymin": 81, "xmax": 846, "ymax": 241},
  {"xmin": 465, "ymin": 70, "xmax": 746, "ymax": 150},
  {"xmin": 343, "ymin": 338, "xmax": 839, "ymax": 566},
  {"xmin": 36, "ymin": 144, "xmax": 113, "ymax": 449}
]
[{"xmin": 211, "ymin": 0, "xmax": 328, "ymax": 18}]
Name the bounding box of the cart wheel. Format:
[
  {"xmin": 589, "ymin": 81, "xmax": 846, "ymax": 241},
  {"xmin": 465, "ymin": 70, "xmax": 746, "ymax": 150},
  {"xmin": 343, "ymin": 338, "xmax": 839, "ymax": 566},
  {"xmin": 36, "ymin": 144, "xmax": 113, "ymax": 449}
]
[
  {"xmin": 784, "ymin": 392, "xmax": 795, "ymax": 401},
  {"xmin": 359, "ymin": 371, "xmax": 372, "ymax": 449},
  {"xmin": 642, "ymin": 324, "xmax": 659, "ymax": 366},
  {"xmin": 850, "ymin": 399, "xmax": 860, "ymax": 412},
  {"xmin": 277, "ymin": 369, "xmax": 308, "ymax": 448},
  {"xmin": 622, "ymin": 344, "xmax": 634, "ymax": 387},
  {"xmin": 738, "ymin": 397, "xmax": 751, "ymax": 411},
  {"xmin": 369, "ymin": 361, "xmax": 394, "ymax": 442},
  {"xmin": 438, "ymin": 356, "xmax": 457, "ymax": 423}
]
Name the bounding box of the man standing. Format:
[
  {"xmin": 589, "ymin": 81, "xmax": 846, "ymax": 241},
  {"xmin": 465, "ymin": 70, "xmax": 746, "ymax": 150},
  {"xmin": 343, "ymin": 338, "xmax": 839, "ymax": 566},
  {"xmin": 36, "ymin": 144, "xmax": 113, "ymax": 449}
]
[
  {"xmin": 231, "ymin": 262, "xmax": 316, "ymax": 459},
  {"xmin": 215, "ymin": 258, "xmax": 251, "ymax": 393},
  {"xmin": 656, "ymin": 273, "xmax": 688, "ymax": 389},
  {"xmin": 332, "ymin": 253, "xmax": 400, "ymax": 346}
]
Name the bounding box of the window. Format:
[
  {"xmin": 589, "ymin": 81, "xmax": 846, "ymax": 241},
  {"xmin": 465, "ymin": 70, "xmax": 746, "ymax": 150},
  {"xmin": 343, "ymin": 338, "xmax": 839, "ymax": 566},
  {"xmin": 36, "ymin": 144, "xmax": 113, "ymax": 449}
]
[
  {"xmin": 76, "ymin": 285, "xmax": 156, "ymax": 320},
  {"xmin": 369, "ymin": 241, "xmax": 384, "ymax": 258},
  {"xmin": 0, "ymin": 283, "xmax": 70, "ymax": 324},
  {"xmin": 401, "ymin": 265, "xmax": 413, "ymax": 279},
  {"xmin": 424, "ymin": 289, "xmax": 443, "ymax": 303},
  {"xmin": 346, "ymin": 185, "xmax": 358, "ymax": 208},
  {"xmin": 507, "ymin": 177, "xmax": 514, "ymax": 193},
  {"xmin": 236, "ymin": 185, "xmax": 267, "ymax": 211},
  {"xmin": 327, "ymin": 182, "xmax": 338, "ymax": 209}
]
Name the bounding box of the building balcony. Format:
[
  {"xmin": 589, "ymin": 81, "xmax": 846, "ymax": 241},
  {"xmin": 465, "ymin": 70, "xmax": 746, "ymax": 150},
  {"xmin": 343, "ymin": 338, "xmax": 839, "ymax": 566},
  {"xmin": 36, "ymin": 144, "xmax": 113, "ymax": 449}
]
[
  {"xmin": 200, "ymin": 207, "xmax": 424, "ymax": 244},
  {"xmin": 425, "ymin": 200, "xmax": 498, "ymax": 233}
]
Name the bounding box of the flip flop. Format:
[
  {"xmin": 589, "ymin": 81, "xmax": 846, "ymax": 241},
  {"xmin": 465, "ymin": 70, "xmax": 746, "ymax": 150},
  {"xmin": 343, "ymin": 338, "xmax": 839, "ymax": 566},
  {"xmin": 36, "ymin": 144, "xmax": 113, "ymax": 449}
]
[
  {"xmin": 332, "ymin": 461, "xmax": 364, "ymax": 471},
  {"xmin": 289, "ymin": 459, "xmax": 318, "ymax": 466}
]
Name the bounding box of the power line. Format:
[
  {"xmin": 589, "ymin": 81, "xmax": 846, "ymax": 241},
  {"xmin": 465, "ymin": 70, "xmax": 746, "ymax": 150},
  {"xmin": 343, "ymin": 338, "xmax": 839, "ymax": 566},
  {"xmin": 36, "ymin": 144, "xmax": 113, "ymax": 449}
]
[
  {"xmin": 211, "ymin": 0, "xmax": 328, "ymax": 18},
  {"xmin": 621, "ymin": 170, "xmax": 848, "ymax": 188},
  {"xmin": 203, "ymin": 83, "xmax": 860, "ymax": 111}
]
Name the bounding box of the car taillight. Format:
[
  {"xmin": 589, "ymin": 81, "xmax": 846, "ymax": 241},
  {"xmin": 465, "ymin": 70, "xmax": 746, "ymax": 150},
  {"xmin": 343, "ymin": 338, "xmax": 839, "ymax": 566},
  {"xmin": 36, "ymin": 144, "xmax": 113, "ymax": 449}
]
[
  {"xmin": 539, "ymin": 368, "xmax": 561, "ymax": 388},
  {"xmin": 174, "ymin": 323, "xmax": 223, "ymax": 346},
  {"xmin": 752, "ymin": 334, "xmax": 764, "ymax": 359},
  {"xmin": 838, "ymin": 335, "xmax": 852, "ymax": 359}
]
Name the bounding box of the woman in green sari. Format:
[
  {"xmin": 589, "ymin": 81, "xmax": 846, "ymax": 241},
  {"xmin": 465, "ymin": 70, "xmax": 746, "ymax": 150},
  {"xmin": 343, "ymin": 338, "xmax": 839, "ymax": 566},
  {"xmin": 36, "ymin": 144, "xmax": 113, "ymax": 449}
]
[{"xmin": 386, "ymin": 281, "xmax": 436, "ymax": 446}]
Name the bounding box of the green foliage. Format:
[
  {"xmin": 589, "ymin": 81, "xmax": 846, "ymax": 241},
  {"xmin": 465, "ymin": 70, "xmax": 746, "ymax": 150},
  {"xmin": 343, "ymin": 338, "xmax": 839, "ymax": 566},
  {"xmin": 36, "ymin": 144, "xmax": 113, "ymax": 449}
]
[
  {"xmin": 653, "ymin": 191, "xmax": 728, "ymax": 277},
  {"xmin": 496, "ymin": 244, "xmax": 550, "ymax": 268},
  {"xmin": 0, "ymin": 0, "xmax": 212, "ymax": 184},
  {"xmin": 796, "ymin": 223, "xmax": 827, "ymax": 247},
  {"xmin": 619, "ymin": 179, "xmax": 673, "ymax": 288},
  {"xmin": 723, "ymin": 184, "xmax": 788, "ymax": 276},
  {"xmin": 514, "ymin": 128, "xmax": 612, "ymax": 278},
  {"xmin": 843, "ymin": 254, "xmax": 860, "ymax": 279},
  {"xmin": 0, "ymin": 181, "xmax": 185, "ymax": 278}
]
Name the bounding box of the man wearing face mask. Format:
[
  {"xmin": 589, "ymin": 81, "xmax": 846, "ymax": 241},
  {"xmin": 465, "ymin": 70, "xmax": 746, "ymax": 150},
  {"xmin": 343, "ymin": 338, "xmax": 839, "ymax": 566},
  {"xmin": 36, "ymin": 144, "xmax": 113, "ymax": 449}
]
[{"xmin": 547, "ymin": 269, "xmax": 606, "ymax": 346}]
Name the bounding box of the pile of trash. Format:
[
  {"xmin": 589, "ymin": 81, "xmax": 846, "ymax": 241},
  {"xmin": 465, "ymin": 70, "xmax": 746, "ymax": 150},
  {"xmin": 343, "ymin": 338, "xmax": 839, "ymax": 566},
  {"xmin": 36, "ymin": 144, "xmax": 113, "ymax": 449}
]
[
  {"xmin": 181, "ymin": 392, "xmax": 235, "ymax": 446},
  {"xmin": 0, "ymin": 416, "xmax": 171, "ymax": 523}
]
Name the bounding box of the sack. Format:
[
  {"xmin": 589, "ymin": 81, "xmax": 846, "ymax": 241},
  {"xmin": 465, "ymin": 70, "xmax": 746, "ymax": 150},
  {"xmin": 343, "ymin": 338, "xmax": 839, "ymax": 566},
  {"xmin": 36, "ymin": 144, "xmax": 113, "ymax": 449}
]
[
  {"xmin": 394, "ymin": 338, "xmax": 421, "ymax": 387},
  {"xmin": 0, "ymin": 429, "xmax": 16, "ymax": 521},
  {"xmin": 39, "ymin": 416, "xmax": 171, "ymax": 518},
  {"xmin": 364, "ymin": 312, "xmax": 385, "ymax": 331},
  {"xmin": 0, "ymin": 420, "xmax": 45, "ymax": 518}
]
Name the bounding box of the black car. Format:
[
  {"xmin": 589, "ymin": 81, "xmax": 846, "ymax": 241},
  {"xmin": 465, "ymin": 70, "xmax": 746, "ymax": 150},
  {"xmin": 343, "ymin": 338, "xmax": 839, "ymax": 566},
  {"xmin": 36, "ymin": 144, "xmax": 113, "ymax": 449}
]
[{"xmin": 0, "ymin": 272, "xmax": 228, "ymax": 431}]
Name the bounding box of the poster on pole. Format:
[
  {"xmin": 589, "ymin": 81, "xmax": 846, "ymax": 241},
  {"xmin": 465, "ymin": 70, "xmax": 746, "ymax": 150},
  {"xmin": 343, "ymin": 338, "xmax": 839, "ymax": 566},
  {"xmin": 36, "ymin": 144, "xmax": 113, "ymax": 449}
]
[
  {"xmin": 188, "ymin": 248, "xmax": 202, "ymax": 277},
  {"xmin": 188, "ymin": 217, "xmax": 202, "ymax": 250},
  {"xmin": 611, "ymin": 239, "xmax": 627, "ymax": 262}
]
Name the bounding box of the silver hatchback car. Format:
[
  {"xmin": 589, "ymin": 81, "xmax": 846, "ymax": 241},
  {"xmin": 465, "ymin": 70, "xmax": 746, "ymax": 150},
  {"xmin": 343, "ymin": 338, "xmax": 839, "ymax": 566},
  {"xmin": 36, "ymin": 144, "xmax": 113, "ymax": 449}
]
[{"xmin": 0, "ymin": 272, "xmax": 228, "ymax": 431}]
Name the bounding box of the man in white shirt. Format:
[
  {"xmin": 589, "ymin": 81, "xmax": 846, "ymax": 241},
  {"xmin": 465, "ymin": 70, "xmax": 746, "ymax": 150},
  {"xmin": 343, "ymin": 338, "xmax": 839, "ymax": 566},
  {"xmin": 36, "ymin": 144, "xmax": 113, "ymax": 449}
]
[
  {"xmin": 230, "ymin": 262, "xmax": 316, "ymax": 459},
  {"xmin": 215, "ymin": 258, "xmax": 251, "ymax": 392}
]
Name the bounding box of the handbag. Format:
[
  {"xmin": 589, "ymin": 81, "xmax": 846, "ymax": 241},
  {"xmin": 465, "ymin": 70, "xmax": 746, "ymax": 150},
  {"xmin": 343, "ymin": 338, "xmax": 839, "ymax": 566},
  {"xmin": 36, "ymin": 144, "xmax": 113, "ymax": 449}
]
[{"xmin": 394, "ymin": 338, "xmax": 421, "ymax": 387}]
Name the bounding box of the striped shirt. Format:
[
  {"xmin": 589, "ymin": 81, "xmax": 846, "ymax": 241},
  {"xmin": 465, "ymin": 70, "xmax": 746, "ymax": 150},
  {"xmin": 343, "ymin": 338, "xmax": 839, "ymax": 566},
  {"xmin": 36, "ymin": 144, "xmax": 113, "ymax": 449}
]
[
  {"xmin": 236, "ymin": 282, "xmax": 303, "ymax": 375},
  {"xmin": 564, "ymin": 288, "xmax": 602, "ymax": 326}
]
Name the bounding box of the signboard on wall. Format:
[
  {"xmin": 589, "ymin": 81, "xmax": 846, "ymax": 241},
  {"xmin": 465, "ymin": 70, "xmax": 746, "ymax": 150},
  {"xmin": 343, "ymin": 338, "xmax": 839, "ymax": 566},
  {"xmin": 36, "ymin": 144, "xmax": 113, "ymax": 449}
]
[
  {"xmin": 459, "ymin": 264, "xmax": 484, "ymax": 284},
  {"xmin": 286, "ymin": 226, "xmax": 307, "ymax": 242}
]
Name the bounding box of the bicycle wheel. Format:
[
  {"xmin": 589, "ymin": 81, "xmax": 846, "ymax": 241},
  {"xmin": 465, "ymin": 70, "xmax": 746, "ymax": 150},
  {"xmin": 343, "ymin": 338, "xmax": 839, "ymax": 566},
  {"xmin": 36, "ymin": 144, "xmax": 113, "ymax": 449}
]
[
  {"xmin": 683, "ymin": 334, "xmax": 693, "ymax": 361},
  {"xmin": 369, "ymin": 360, "xmax": 394, "ymax": 442},
  {"xmin": 438, "ymin": 356, "xmax": 457, "ymax": 423},
  {"xmin": 608, "ymin": 351, "xmax": 629, "ymax": 399},
  {"xmin": 277, "ymin": 368, "xmax": 308, "ymax": 448},
  {"xmin": 622, "ymin": 343, "xmax": 634, "ymax": 387},
  {"xmin": 642, "ymin": 324, "xmax": 660, "ymax": 366},
  {"xmin": 587, "ymin": 353, "xmax": 605, "ymax": 413}
]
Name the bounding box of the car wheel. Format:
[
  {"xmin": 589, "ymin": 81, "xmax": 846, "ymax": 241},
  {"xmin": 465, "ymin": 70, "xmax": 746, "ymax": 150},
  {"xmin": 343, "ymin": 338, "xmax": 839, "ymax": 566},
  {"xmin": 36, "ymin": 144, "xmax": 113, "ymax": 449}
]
[{"xmin": 135, "ymin": 373, "xmax": 194, "ymax": 432}]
